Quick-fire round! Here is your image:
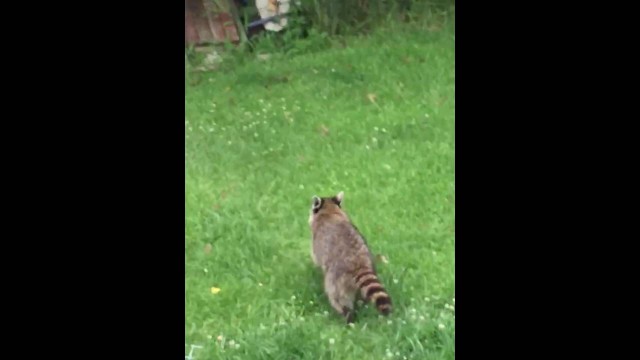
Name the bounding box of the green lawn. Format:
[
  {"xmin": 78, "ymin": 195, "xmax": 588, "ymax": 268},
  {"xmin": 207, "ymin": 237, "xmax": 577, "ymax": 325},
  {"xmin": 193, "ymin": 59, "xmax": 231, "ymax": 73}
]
[{"xmin": 185, "ymin": 20, "xmax": 455, "ymax": 360}]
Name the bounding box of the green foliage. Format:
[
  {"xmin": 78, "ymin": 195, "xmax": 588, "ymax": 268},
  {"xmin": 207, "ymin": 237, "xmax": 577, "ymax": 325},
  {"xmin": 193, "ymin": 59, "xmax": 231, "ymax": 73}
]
[
  {"xmin": 298, "ymin": 0, "xmax": 454, "ymax": 36},
  {"xmin": 186, "ymin": 1, "xmax": 454, "ymax": 75}
]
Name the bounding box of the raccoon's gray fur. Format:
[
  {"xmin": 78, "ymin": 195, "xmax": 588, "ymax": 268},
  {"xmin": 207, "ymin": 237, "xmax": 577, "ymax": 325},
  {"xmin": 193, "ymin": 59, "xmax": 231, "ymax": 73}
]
[{"xmin": 308, "ymin": 191, "xmax": 392, "ymax": 323}]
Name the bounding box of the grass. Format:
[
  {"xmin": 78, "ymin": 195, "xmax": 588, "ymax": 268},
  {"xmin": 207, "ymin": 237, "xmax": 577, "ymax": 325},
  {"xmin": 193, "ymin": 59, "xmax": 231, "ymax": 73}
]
[{"xmin": 185, "ymin": 18, "xmax": 455, "ymax": 360}]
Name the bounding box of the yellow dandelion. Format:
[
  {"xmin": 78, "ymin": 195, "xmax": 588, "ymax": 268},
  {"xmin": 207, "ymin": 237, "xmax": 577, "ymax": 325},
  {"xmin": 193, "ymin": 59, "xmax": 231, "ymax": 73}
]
[{"xmin": 211, "ymin": 287, "xmax": 221, "ymax": 294}]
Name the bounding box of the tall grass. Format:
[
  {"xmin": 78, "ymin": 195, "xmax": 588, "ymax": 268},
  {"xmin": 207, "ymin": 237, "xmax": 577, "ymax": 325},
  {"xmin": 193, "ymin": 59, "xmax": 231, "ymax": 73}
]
[
  {"xmin": 298, "ymin": 0, "xmax": 454, "ymax": 36},
  {"xmin": 185, "ymin": 0, "xmax": 454, "ymax": 72}
]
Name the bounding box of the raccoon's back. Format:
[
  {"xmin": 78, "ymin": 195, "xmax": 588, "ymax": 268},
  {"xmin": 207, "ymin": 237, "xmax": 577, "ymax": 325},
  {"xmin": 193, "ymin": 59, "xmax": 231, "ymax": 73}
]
[{"xmin": 313, "ymin": 221, "xmax": 372, "ymax": 269}]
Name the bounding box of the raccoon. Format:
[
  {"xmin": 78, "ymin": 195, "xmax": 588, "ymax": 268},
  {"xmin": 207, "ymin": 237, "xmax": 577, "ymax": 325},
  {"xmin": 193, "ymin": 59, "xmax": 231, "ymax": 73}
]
[{"xmin": 308, "ymin": 191, "xmax": 392, "ymax": 323}]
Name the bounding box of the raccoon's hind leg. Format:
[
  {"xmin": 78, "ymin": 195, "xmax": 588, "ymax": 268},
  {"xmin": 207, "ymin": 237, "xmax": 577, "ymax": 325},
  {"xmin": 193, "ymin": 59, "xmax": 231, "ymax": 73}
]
[
  {"xmin": 311, "ymin": 246, "xmax": 319, "ymax": 267},
  {"xmin": 340, "ymin": 304, "xmax": 355, "ymax": 324},
  {"xmin": 328, "ymin": 293, "xmax": 356, "ymax": 324},
  {"xmin": 324, "ymin": 272, "xmax": 357, "ymax": 324}
]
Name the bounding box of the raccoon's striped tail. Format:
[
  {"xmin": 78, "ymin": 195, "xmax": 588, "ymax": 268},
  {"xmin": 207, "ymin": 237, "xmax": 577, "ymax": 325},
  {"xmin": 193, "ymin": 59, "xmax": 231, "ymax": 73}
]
[{"xmin": 355, "ymin": 268, "xmax": 392, "ymax": 315}]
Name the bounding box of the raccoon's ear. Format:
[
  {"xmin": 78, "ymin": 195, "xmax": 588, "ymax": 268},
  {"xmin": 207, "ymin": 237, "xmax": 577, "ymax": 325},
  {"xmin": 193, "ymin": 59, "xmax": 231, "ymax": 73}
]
[
  {"xmin": 335, "ymin": 191, "xmax": 344, "ymax": 205},
  {"xmin": 312, "ymin": 195, "xmax": 322, "ymax": 211}
]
